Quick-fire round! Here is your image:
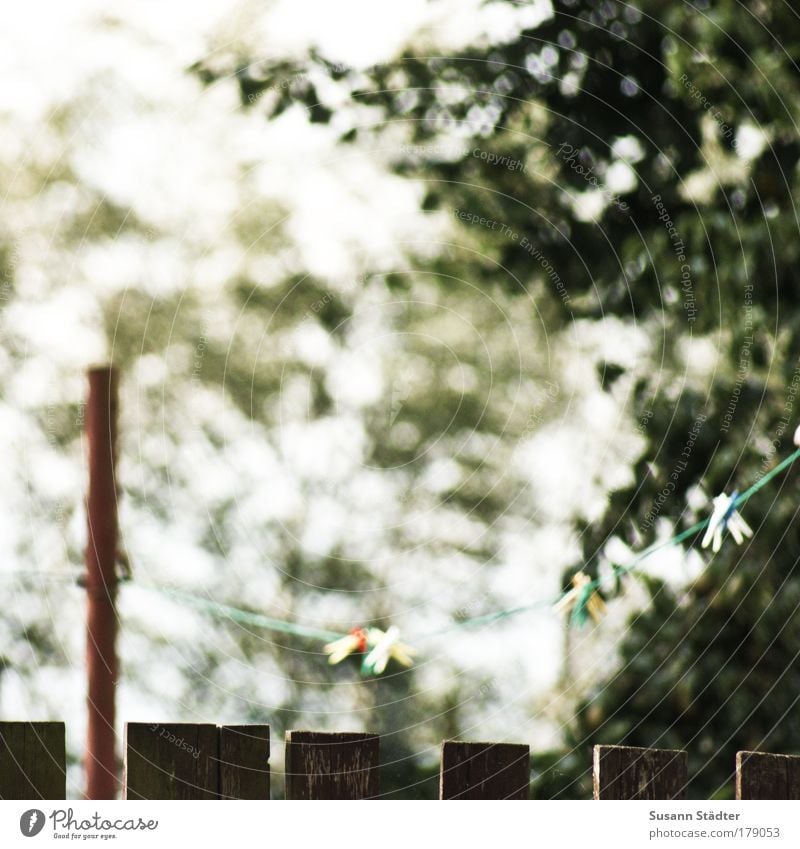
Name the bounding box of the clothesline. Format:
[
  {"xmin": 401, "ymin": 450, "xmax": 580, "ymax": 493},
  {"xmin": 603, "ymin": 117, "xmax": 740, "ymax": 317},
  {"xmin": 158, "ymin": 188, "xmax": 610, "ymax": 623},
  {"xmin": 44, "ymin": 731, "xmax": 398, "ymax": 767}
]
[{"xmin": 5, "ymin": 444, "xmax": 799, "ymax": 675}]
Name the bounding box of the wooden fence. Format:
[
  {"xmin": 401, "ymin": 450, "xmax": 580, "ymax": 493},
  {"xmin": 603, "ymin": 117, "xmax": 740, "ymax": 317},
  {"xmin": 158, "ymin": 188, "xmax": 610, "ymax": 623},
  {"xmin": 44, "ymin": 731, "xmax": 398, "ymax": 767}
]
[{"xmin": 1, "ymin": 721, "xmax": 799, "ymax": 800}]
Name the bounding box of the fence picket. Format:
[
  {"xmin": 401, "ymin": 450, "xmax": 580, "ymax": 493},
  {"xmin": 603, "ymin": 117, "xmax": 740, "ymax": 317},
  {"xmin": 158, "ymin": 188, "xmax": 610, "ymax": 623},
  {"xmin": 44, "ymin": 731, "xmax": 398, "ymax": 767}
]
[
  {"xmin": 593, "ymin": 744, "xmax": 687, "ymax": 800},
  {"xmin": 736, "ymin": 751, "xmax": 800, "ymax": 800},
  {"xmin": 440, "ymin": 741, "xmax": 529, "ymax": 799},
  {"xmin": 0, "ymin": 722, "xmax": 65, "ymax": 800},
  {"xmin": 285, "ymin": 731, "xmax": 379, "ymax": 799},
  {"xmin": 219, "ymin": 725, "xmax": 270, "ymax": 799},
  {"xmin": 124, "ymin": 723, "xmax": 218, "ymax": 799}
]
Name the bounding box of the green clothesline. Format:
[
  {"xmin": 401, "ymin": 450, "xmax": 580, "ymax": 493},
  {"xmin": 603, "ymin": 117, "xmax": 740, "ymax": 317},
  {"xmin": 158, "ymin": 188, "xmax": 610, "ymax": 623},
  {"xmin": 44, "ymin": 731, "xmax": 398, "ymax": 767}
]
[
  {"xmin": 156, "ymin": 588, "xmax": 344, "ymax": 643},
  {"xmin": 144, "ymin": 446, "xmax": 800, "ymax": 645},
  {"xmin": 4, "ymin": 446, "xmax": 799, "ymax": 654}
]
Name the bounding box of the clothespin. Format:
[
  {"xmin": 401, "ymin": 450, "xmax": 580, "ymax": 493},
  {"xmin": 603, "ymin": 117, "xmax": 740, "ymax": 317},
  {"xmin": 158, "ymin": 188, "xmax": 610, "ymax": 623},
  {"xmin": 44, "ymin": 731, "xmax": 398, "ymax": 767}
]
[
  {"xmin": 361, "ymin": 626, "xmax": 415, "ymax": 675},
  {"xmin": 701, "ymin": 490, "xmax": 752, "ymax": 553},
  {"xmin": 324, "ymin": 627, "xmax": 368, "ymax": 665},
  {"xmin": 553, "ymin": 571, "xmax": 606, "ymax": 627}
]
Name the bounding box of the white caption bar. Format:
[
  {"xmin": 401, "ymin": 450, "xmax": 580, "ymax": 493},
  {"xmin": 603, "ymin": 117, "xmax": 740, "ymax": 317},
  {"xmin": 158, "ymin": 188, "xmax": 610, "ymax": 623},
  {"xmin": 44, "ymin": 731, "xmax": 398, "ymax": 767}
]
[{"xmin": 1, "ymin": 800, "xmax": 798, "ymax": 848}]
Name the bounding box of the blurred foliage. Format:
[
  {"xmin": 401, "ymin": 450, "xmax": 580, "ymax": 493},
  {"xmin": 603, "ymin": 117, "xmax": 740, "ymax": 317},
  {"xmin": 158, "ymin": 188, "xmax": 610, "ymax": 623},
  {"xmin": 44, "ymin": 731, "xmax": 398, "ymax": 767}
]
[
  {"xmin": 3, "ymin": 0, "xmax": 799, "ymax": 799},
  {"xmin": 189, "ymin": 0, "xmax": 800, "ymax": 796}
]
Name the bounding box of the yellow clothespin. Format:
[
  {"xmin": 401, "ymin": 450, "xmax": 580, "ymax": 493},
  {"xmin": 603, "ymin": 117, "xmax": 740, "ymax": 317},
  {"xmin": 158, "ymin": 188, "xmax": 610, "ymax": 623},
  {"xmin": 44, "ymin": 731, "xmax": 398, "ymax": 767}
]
[
  {"xmin": 553, "ymin": 571, "xmax": 606, "ymax": 626},
  {"xmin": 324, "ymin": 627, "xmax": 368, "ymax": 665}
]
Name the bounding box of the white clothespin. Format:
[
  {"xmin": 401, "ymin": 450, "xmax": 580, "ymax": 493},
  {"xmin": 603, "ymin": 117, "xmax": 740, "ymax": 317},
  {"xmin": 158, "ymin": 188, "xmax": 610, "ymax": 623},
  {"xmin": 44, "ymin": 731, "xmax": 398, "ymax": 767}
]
[
  {"xmin": 701, "ymin": 491, "xmax": 752, "ymax": 553},
  {"xmin": 361, "ymin": 626, "xmax": 414, "ymax": 675}
]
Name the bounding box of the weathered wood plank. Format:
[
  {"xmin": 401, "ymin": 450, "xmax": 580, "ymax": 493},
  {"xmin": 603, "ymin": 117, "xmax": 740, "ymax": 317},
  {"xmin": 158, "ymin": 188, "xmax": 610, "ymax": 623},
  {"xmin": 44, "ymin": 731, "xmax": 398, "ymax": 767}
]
[
  {"xmin": 218, "ymin": 725, "xmax": 270, "ymax": 799},
  {"xmin": 0, "ymin": 722, "xmax": 66, "ymax": 799},
  {"xmin": 440, "ymin": 741, "xmax": 530, "ymax": 799},
  {"xmin": 593, "ymin": 744, "xmax": 687, "ymax": 800},
  {"xmin": 285, "ymin": 731, "xmax": 379, "ymax": 799},
  {"xmin": 123, "ymin": 723, "xmax": 218, "ymax": 799},
  {"xmin": 736, "ymin": 751, "xmax": 800, "ymax": 800}
]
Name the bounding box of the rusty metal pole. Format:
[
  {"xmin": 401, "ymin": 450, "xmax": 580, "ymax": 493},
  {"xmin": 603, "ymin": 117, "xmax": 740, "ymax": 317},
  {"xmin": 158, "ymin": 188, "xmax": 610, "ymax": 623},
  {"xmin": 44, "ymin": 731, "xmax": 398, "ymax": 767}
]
[{"xmin": 84, "ymin": 366, "xmax": 119, "ymax": 800}]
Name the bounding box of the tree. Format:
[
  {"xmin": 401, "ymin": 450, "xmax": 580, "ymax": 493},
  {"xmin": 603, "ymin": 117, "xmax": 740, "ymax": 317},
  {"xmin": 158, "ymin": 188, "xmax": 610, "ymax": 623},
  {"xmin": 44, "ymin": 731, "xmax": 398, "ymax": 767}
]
[{"xmin": 203, "ymin": 0, "xmax": 800, "ymax": 796}]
